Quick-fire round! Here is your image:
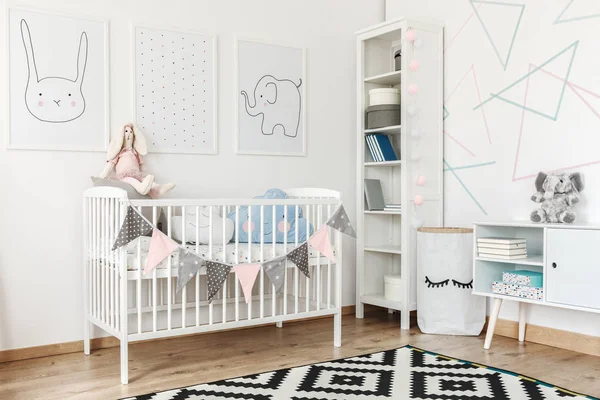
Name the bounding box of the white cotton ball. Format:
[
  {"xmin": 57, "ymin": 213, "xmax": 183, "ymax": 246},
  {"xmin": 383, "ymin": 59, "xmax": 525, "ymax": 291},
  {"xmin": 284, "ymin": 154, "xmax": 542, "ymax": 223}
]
[
  {"xmin": 412, "ymin": 218, "xmax": 424, "ymax": 228},
  {"xmin": 407, "ymin": 105, "xmax": 418, "ymax": 116},
  {"xmin": 410, "ymin": 128, "xmax": 421, "ymax": 138}
]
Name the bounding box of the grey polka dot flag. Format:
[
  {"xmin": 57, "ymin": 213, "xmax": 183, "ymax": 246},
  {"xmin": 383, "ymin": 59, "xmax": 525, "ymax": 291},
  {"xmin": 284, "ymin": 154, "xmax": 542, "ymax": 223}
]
[
  {"xmin": 112, "ymin": 206, "xmax": 153, "ymax": 250},
  {"xmin": 288, "ymin": 243, "xmax": 310, "ymax": 278},
  {"xmin": 207, "ymin": 261, "xmax": 233, "ymax": 302},
  {"xmin": 326, "ymin": 204, "xmax": 356, "ymax": 238},
  {"xmin": 176, "ymin": 248, "xmax": 206, "ymax": 293},
  {"xmin": 263, "ymin": 255, "xmax": 287, "ymax": 294}
]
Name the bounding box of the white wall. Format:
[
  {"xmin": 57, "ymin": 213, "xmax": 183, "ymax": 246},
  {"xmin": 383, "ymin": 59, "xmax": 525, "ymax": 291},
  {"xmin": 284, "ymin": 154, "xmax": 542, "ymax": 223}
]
[
  {"xmin": 387, "ymin": 0, "xmax": 600, "ymax": 337},
  {"xmin": 0, "ymin": 0, "xmax": 384, "ymax": 350}
]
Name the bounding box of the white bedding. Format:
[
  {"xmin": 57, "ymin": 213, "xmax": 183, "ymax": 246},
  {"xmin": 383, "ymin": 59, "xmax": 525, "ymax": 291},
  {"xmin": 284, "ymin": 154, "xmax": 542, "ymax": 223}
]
[{"xmin": 124, "ymin": 237, "xmax": 331, "ymax": 271}]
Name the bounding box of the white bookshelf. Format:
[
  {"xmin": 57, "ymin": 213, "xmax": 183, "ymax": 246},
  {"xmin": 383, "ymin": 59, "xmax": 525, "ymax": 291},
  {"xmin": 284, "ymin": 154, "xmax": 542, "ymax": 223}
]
[{"xmin": 355, "ymin": 18, "xmax": 444, "ymax": 329}]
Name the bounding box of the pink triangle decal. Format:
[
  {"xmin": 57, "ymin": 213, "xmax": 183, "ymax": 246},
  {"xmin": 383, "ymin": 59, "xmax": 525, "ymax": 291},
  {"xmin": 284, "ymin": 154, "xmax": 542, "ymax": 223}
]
[
  {"xmin": 145, "ymin": 229, "xmax": 179, "ymax": 274},
  {"xmin": 233, "ymin": 263, "xmax": 261, "ymax": 304},
  {"xmin": 308, "ymin": 225, "xmax": 336, "ymax": 263}
]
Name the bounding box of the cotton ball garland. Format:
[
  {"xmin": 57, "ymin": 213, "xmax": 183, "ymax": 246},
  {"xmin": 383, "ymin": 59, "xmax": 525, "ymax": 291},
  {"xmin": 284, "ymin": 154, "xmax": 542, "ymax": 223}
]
[
  {"xmin": 411, "ymin": 152, "xmax": 422, "ymax": 161},
  {"xmin": 416, "ymin": 175, "xmax": 427, "ymax": 186},
  {"xmin": 414, "ymin": 195, "xmax": 424, "ymax": 205},
  {"xmin": 407, "ymin": 105, "xmax": 418, "ymax": 116},
  {"xmin": 406, "ymin": 29, "xmax": 416, "ymax": 42},
  {"xmin": 412, "ymin": 218, "xmax": 424, "ymax": 228},
  {"xmin": 410, "ymin": 128, "xmax": 421, "ymax": 138},
  {"xmin": 409, "ymin": 59, "xmax": 420, "ymax": 71},
  {"xmin": 414, "ymin": 38, "xmax": 423, "ymax": 48},
  {"xmin": 408, "ymin": 84, "xmax": 419, "ymax": 96}
]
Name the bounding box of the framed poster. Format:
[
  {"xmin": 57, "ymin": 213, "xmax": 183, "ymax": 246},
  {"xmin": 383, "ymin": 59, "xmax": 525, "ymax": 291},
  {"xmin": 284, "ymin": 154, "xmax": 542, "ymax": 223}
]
[
  {"xmin": 133, "ymin": 25, "xmax": 217, "ymax": 154},
  {"xmin": 7, "ymin": 8, "xmax": 109, "ymax": 151},
  {"xmin": 235, "ymin": 38, "xmax": 306, "ymax": 156}
]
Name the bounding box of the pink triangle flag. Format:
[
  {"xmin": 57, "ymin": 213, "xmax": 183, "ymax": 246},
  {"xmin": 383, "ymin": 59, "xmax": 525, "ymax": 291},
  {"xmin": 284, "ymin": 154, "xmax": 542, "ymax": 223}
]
[
  {"xmin": 308, "ymin": 225, "xmax": 336, "ymax": 263},
  {"xmin": 232, "ymin": 263, "xmax": 261, "ymax": 304},
  {"xmin": 145, "ymin": 229, "xmax": 179, "ymax": 274}
]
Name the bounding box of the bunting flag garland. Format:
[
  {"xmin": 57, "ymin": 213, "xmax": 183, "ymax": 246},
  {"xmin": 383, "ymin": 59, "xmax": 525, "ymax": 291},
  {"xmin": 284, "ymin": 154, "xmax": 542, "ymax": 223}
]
[
  {"xmin": 308, "ymin": 225, "xmax": 336, "ymax": 263},
  {"xmin": 176, "ymin": 248, "xmax": 206, "ymax": 293},
  {"xmin": 287, "ymin": 243, "xmax": 310, "ymax": 278},
  {"xmin": 232, "ymin": 264, "xmax": 261, "ymax": 304},
  {"xmin": 112, "ymin": 206, "xmax": 153, "ymax": 250},
  {"xmin": 145, "ymin": 229, "xmax": 179, "ymax": 275},
  {"xmin": 263, "ymin": 255, "xmax": 287, "ymax": 294},
  {"xmin": 326, "ymin": 204, "xmax": 356, "ymax": 238},
  {"xmin": 207, "ymin": 261, "xmax": 233, "ymax": 302}
]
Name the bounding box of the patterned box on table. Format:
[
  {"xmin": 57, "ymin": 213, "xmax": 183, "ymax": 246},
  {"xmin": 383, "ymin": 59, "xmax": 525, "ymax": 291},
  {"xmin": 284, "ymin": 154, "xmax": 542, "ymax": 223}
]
[
  {"xmin": 502, "ymin": 270, "xmax": 543, "ymax": 288},
  {"xmin": 492, "ymin": 281, "xmax": 544, "ymax": 301}
]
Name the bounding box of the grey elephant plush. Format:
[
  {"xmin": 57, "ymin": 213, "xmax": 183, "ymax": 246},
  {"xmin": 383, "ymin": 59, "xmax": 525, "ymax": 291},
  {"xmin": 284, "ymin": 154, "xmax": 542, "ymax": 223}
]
[{"xmin": 530, "ymin": 171, "xmax": 584, "ymax": 223}]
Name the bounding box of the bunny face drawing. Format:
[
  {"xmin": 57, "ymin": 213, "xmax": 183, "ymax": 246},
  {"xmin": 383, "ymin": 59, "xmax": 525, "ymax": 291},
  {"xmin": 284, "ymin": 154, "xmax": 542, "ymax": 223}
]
[{"xmin": 20, "ymin": 19, "xmax": 88, "ymax": 123}]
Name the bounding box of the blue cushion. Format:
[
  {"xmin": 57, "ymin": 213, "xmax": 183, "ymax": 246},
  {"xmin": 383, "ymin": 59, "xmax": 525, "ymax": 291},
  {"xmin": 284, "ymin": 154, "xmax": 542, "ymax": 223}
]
[{"xmin": 228, "ymin": 188, "xmax": 313, "ymax": 243}]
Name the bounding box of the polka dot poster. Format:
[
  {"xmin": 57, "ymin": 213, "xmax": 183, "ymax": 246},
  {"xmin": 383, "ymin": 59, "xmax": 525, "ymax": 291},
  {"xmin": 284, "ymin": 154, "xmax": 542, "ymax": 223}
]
[{"xmin": 134, "ymin": 26, "xmax": 216, "ymax": 154}]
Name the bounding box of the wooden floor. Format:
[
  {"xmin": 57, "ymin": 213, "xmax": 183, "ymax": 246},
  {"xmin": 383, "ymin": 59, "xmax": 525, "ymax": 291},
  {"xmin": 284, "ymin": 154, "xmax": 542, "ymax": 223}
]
[{"xmin": 1, "ymin": 310, "xmax": 600, "ymax": 399}]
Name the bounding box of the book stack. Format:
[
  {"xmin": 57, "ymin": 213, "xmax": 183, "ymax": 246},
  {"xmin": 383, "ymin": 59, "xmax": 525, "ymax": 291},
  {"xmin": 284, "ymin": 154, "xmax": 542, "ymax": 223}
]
[
  {"xmin": 384, "ymin": 203, "xmax": 402, "ymax": 212},
  {"xmin": 492, "ymin": 270, "xmax": 544, "ymax": 301},
  {"xmin": 477, "ymin": 237, "xmax": 527, "ymax": 260},
  {"xmin": 365, "ymin": 134, "xmax": 398, "ymax": 162}
]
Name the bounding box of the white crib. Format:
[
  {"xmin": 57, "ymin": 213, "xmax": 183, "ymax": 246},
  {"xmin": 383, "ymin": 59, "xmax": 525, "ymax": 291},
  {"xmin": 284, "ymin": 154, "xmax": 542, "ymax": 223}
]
[{"xmin": 82, "ymin": 187, "xmax": 343, "ymax": 384}]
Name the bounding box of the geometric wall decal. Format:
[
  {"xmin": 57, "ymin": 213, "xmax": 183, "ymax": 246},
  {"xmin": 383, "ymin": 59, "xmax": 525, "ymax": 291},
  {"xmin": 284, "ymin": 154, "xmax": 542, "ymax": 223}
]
[
  {"xmin": 474, "ymin": 41, "xmax": 579, "ymax": 121},
  {"xmin": 554, "ymin": 0, "xmax": 600, "ymax": 24},
  {"xmin": 513, "ymin": 64, "xmax": 600, "ymax": 181},
  {"xmin": 444, "ymin": 130, "xmax": 476, "ymax": 157},
  {"xmin": 443, "ymin": 106, "xmax": 449, "ymax": 120},
  {"xmin": 470, "ymin": 0, "xmax": 525, "ymax": 70},
  {"xmin": 444, "ymin": 159, "xmax": 488, "ymax": 215},
  {"xmin": 444, "ymin": 161, "xmax": 496, "ymax": 172},
  {"xmin": 444, "ymin": 3, "xmax": 481, "ymax": 53}
]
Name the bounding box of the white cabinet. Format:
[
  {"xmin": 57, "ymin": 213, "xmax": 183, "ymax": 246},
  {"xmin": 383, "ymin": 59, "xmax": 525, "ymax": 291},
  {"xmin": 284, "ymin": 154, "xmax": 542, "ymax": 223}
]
[
  {"xmin": 546, "ymin": 229, "xmax": 600, "ymax": 310},
  {"xmin": 473, "ymin": 221, "xmax": 600, "ymax": 350}
]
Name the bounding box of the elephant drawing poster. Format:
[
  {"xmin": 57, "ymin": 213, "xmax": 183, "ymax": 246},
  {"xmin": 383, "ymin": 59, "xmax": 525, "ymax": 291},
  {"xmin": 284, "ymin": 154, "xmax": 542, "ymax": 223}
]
[
  {"xmin": 7, "ymin": 9, "xmax": 109, "ymax": 151},
  {"xmin": 236, "ymin": 39, "xmax": 306, "ymax": 156}
]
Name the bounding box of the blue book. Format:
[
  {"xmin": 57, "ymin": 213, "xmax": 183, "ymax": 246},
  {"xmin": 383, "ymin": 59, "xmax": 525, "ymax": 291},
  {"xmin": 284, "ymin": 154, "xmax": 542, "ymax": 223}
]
[{"xmin": 374, "ymin": 134, "xmax": 398, "ymax": 161}]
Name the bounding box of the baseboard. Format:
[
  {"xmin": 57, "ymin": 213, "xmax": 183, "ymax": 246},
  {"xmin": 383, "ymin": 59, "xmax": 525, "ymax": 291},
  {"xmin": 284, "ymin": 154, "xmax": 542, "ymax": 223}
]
[
  {"xmin": 490, "ymin": 317, "xmax": 600, "ymax": 357},
  {"xmin": 0, "ymin": 305, "xmax": 356, "ymax": 363}
]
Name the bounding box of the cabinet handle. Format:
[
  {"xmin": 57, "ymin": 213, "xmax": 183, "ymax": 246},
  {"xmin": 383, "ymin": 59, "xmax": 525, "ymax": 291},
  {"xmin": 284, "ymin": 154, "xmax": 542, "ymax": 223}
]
[{"xmin": 552, "ymin": 262, "xmax": 557, "ymax": 268}]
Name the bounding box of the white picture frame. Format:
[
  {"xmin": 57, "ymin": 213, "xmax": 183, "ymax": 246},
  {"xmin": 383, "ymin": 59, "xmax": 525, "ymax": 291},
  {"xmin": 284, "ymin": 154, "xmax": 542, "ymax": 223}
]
[
  {"xmin": 6, "ymin": 7, "xmax": 110, "ymax": 152},
  {"xmin": 132, "ymin": 24, "xmax": 218, "ymax": 154},
  {"xmin": 235, "ymin": 38, "xmax": 306, "ymax": 156}
]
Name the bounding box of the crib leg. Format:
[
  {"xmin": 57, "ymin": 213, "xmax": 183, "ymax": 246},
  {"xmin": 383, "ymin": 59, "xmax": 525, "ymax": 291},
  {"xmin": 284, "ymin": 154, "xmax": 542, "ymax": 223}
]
[
  {"xmin": 334, "ymin": 310, "xmax": 342, "ymax": 347},
  {"xmin": 120, "ymin": 337, "xmax": 129, "ymax": 384},
  {"xmin": 83, "ymin": 318, "xmax": 91, "ymax": 356},
  {"xmin": 276, "ymin": 321, "xmax": 283, "ymax": 328}
]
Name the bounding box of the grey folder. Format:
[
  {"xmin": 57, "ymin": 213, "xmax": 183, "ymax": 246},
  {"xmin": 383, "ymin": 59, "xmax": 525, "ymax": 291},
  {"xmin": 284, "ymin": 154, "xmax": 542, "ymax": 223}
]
[{"xmin": 364, "ymin": 179, "xmax": 385, "ymax": 210}]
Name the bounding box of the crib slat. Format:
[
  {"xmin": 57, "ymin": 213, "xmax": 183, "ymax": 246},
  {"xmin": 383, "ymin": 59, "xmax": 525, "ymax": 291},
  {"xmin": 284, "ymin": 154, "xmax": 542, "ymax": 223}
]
[
  {"xmin": 87, "ymin": 199, "xmax": 92, "ymax": 320},
  {"xmin": 271, "ymin": 205, "xmax": 276, "ymax": 318},
  {"xmin": 208, "ymin": 206, "xmax": 213, "ymax": 326},
  {"xmin": 110, "ymin": 199, "xmax": 115, "ymax": 328},
  {"xmin": 235, "ymin": 206, "xmax": 240, "ymax": 322},
  {"xmin": 305, "ymin": 204, "xmax": 310, "ymax": 312},
  {"xmin": 114, "ymin": 200, "xmax": 120, "ymax": 331},
  {"xmin": 260, "ymin": 205, "xmax": 264, "ymax": 319},
  {"xmin": 104, "ymin": 199, "xmax": 110, "ymax": 325},
  {"xmin": 152, "ymin": 207, "xmax": 158, "ymax": 332},
  {"xmin": 167, "ymin": 206, "xmax": 172, "ymax": 330},
  {"xmin": 181, "ymin": 206, "xmax": 187, "ymax": 328},
  {"xmin": 283, "ymin": 207, "xmax": 288, "ymax": 316},
  {"xmin": 196, "ymin": 206, "xmax": 200, "ymax": 327},
  {"xmin": 137, "ymin": 206, "xmax": 143, "ymax": 334},
  {"xmin": 247, "ymin": 206, "xmax": 252, "ymax": 320},
  {"xmin": 222, "ymin": 205, "xmax": 227, "ymax": 324},
  {"xmin": 93, "ymin": 198, "xmax": 98, "ymax": 320},
  {"xmin": 327, "ymin": 204, "xmax": 332, "ymax": 308},
  {"xmin": 316, "ymin": 206, "xmax": 321, "ymax": 311},
  {"xmin": 294, "ymin": 205, "xmax": 299, "ymax": 314}
]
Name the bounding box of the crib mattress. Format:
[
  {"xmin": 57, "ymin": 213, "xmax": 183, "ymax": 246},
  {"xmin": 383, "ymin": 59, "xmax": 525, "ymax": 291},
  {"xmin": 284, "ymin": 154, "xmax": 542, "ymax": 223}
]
[{"xmin": 124, "ymin": 237, "xmax": 332, "ymax": 271}]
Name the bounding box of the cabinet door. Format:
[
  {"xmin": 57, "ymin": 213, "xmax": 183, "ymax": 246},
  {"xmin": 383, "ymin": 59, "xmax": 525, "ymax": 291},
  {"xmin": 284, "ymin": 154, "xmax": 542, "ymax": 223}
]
[{"xmin": 546, "ymin": 228, "xmax": 600, "ymax": 310}]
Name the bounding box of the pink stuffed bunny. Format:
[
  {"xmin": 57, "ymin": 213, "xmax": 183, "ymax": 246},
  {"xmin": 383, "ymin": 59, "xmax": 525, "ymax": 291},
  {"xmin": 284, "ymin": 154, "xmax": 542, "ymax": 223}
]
[{"xmin": 100, "ymin": 124, "xmax": 175, "ymax": 197}]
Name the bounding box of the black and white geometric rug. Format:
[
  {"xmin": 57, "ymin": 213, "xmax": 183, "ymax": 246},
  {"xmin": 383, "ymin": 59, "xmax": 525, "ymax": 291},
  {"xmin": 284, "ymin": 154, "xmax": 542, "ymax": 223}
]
[{"xmin": 123, "ymin": 345, "xmax": 597, "ymax": 399}]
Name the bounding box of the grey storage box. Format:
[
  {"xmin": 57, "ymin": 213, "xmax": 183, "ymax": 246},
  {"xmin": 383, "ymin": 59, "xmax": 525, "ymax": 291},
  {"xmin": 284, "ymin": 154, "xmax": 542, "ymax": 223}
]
[{"xmin": 366, "ymin": 104, "xmax": 401, "ymax": 129}]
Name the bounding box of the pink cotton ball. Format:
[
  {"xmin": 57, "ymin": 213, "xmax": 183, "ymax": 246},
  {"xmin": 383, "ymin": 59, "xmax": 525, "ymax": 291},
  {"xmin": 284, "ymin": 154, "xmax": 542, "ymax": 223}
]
[
  {"xmin": 416, "ymin": 175, "xmax": 427, "ymax": 186},
  {"xmin": 406, "ymin": 29, "xmax": 417, "ymax": 42},
  {"xmin": 414, "ymin": 195, "xmax": 424, "ymax": 205},
  {"xmin": 409, "ymin": 59, "xmax": 420, "ymax": 71},
  {"xmin": 408, "ymin": 84, "xmax": 419, "ymax": 95}
]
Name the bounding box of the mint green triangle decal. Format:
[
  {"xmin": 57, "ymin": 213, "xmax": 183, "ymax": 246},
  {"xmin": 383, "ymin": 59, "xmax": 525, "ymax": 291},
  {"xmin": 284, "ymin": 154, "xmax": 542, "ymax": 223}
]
[
  {"xmin": 471, "ymin": 0, "xmax": 525, "ymax": 70},
  {"xmin": 443, "ymin": 106, "xmax": 449, "ymax": 120},
  {"xmin": 555, "ymin": 0, "xmax": 600, "ymax": 24},
  {"xmin": 473, "ymin": 41, "xmax": 579, "ymax": 121}
]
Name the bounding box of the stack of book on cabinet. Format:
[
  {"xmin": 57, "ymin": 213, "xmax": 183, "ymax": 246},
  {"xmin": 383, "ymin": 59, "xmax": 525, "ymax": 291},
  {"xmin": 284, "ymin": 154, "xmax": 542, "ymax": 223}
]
[
  {"xmin": 492, "ymin": 270, "xmax": 544, "ymax": 301},
  {"xmin": 477, "ymin": 237, "xmax": 527, "ymax": 260},
  {"xmin": 365, "ymin": 134, "xmax": 398, "ymax": 162},
  {"xmin": 384, "ymin": 203, "xmax": 402, "ymax": 212}
]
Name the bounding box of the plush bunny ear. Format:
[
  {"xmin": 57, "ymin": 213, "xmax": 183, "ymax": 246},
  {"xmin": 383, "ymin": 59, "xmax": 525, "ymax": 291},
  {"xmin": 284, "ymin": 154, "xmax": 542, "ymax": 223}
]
[
  {"xmin": 106, "ymin": 126, "xmax": 125, "ymax": 161},
  {"xmin": 132, "ymin": 125, "xmax": 148, "ymax": 155},
  {"xmin": 535, "ymin": 171, "xmax": 547, "ymax": 192}
]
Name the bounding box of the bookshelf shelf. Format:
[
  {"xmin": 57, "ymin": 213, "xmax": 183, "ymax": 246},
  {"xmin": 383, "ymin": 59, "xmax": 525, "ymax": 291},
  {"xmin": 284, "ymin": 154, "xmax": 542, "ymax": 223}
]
[
  {"xmin": 475, "ymin": 254, "xmax": 543, "ymax": 266},
  {"xmin": 356, "ymin": 18, "xmax": 444, "ymax": 330},
  {"xmin": 364, "ymin": 70, "xmax": 402, "ymax": 85},
  {"xmin": 365, "ymin": 125, "xmax": 401, "ymax": 135},
  {"xmin": 364, "ymin": 161, "xmax": 402, "ymax": 167}
]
